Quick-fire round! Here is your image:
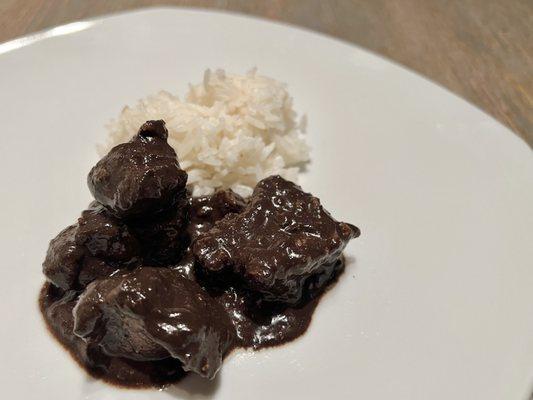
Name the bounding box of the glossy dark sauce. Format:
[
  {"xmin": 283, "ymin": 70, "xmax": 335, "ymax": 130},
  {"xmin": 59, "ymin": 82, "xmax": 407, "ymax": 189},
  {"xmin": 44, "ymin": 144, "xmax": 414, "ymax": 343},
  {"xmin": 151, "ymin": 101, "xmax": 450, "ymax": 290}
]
[
  {"xmin": 39, "ymin": 195, "xmax": 346, "ymax": 388},
  {"xmin": 213, "ymin": 259, "xmax": 344, "ymax": 349},
  {"xmin": 40, "ymin": 121, "xmax": 359, "ymax": 388}
]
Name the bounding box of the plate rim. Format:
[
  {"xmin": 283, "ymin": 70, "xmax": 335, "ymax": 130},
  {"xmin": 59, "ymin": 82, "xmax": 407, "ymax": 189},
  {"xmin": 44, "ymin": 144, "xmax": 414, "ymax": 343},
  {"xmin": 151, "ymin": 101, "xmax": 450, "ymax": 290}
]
[{"xmin": 0, "ymin": 6, "xmax": 529, "ymax": 150}]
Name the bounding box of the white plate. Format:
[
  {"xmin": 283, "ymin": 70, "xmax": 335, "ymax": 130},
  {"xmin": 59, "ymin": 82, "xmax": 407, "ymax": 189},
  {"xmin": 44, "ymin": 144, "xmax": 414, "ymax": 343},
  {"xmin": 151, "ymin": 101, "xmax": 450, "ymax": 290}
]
[{"xmin": 0, "ymin": 8, "xmax": 532, "ymax": 400}]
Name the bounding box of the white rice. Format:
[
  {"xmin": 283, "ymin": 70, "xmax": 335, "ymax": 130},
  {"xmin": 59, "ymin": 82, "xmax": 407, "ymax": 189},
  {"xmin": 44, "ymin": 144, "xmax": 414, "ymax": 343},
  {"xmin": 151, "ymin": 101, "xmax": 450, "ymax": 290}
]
[{"xmin": 101, "ymin": 69, "xmax": 310, "ymax": 197}]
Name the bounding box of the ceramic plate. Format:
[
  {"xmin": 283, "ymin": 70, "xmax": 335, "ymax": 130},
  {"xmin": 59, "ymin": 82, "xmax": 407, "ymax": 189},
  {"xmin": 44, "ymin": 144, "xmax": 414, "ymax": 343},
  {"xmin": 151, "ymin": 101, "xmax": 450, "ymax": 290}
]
[{"xmin": 0, "ymin": 8, "xmax": 532, "ymax": 400}]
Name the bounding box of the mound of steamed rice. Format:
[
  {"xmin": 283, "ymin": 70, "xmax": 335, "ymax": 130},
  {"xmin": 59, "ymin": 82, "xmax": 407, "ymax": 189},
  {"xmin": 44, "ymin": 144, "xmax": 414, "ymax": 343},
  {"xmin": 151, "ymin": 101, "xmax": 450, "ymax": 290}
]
[{"xmin": 101, "ymin": 69, "xmax": 309, "ymax": 197}]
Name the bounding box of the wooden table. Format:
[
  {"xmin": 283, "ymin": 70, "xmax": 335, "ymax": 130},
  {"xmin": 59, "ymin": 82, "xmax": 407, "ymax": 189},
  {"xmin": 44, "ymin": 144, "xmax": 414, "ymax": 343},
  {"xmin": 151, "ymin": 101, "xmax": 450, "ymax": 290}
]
[{"xmin": 1, "ymin": 0, "xmax": 531, "ymax": 146}]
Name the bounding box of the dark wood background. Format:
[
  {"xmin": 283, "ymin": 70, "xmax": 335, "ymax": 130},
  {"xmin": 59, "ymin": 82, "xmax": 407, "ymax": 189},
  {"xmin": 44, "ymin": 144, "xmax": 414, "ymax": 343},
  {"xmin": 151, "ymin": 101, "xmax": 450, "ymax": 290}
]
[{"xmin": 1, "ymin": 0, "xmax": 531, "ymax": 146}]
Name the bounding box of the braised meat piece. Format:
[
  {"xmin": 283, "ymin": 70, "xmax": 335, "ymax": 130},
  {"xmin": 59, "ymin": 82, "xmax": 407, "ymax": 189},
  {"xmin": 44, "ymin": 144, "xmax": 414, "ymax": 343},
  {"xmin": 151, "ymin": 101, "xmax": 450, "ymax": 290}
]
[
  {"xmin": 73, "ymin": 267, "xmax": 235, "ymax": 379},
  {"xmin": 42, "ymin": 224, "xmax": 85, "ymax": 290},
  {"xmin": 193, "ymin": 176, "xmax": 360, "ymax": 303},
  {"xmin": 40, "ymin": 283, "xmax": 186, "ymax": 387},
  {"xmin": 42, "ymin": 203, "xmax": 140, "ymax": 290},
  {"xmin": 87, "ymin": 120, "xmax": 188, "ymax": 219},
  {"xmin": 77, "ymin": 202, "xmax": 140, "ymax": 261}
]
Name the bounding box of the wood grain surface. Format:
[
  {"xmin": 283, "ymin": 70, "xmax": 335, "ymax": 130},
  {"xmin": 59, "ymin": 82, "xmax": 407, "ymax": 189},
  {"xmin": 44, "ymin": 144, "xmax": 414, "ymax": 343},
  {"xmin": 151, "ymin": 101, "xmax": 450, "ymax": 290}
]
[{"xmin": 0, "ymin": 0, "xmax": 531, "ymax": 146}]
